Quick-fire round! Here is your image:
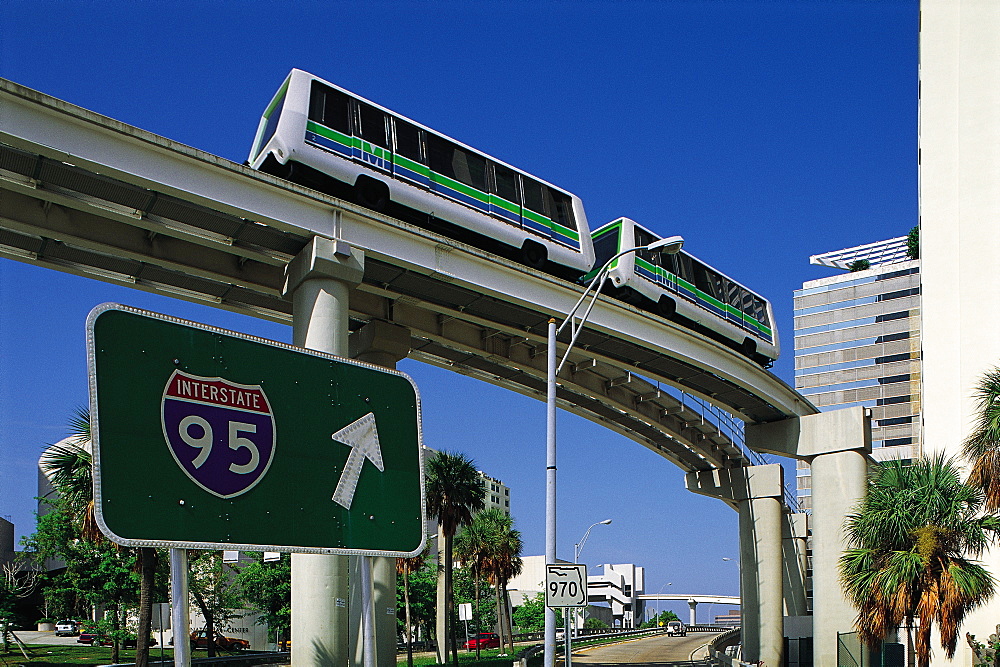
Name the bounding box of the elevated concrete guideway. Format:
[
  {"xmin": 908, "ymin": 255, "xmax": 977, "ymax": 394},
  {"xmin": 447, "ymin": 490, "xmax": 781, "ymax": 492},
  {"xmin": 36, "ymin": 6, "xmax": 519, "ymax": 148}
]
[
  {"xmin": 0, "ymin": 78, "xmax": 815, "ymax": 474},
  {"xmin": 0, "ymin": 78, "xmax": 843, "ymax": 667}
]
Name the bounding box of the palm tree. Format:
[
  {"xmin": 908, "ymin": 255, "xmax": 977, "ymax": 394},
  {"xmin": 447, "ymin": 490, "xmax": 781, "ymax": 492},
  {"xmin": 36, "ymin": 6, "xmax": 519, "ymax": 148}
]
[
  {"xmin": 839, "ymin": 455, "xmax": 1000, "ymax": 667},
  {"xmin": 964, "ymin": 367, "xmax": 1000, "ymax": 510},
  {"xmin": 39, "ymin": 409, "xmax": 157, "ymax": 667},
  {"xmin": 478, "ymin": 510, "xmax": 522, "ymax": 655},
  {"xmin": 425, "ymin": 451, "xmax": 485, "ymax": 665},
  {"xmin": 396, "ymin": 552, "xmax": 425, "ymax": 667},
  {"xmin": 456, "ymin": 509, "xmax": 523, "ymax": 655},
  {"xmin": 455, "ymin": 512, "xmax": 490, "ymax": 660}
]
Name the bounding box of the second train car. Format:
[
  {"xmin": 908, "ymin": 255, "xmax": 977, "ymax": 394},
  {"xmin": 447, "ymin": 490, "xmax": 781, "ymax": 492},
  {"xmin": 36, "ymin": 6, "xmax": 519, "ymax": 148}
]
[{"xmin": 592, "ymin": 218, "xmax": 778, "ymax": 366}]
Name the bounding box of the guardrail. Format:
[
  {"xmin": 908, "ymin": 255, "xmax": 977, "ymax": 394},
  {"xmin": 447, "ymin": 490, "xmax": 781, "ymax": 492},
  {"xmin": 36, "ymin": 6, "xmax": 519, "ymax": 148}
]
[{"xmin": 708, "ymin": 627, "xmax": 750, "ymax": 667}]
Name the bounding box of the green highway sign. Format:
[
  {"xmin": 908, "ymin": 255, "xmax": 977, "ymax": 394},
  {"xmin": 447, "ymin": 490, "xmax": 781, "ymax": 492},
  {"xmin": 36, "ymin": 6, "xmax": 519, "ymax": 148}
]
[{"xmin": 87, "ymin": 304, "xmax": 425, "ymax": 556}]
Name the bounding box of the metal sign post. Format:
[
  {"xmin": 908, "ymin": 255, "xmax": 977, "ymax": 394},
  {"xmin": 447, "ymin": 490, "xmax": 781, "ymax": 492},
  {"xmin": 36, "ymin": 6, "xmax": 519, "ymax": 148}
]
[{"xmin": 545, "ymin": 564, "xmax": 587, "ymax": 667}]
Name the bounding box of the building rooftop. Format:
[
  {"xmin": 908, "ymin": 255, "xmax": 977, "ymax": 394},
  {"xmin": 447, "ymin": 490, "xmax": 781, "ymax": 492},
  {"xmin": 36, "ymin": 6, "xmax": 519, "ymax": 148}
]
[{"xmin": 809, "ymin": 236, "xmax": 910, "ymax": 270}]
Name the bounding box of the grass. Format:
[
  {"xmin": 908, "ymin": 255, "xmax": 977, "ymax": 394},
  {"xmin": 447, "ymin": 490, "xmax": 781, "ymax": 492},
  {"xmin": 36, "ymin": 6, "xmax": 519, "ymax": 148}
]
[
  {"xmin": 0, "ymin": 644, "xmax": 253, "ymax": 666},
  {"xmin": 397, "ymin": 647, "xmax": 523, "ymax": 666}
]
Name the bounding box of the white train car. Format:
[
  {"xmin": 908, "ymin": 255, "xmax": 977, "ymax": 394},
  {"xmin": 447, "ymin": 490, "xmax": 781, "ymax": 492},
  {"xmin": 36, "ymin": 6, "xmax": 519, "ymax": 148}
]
[
  {"xmin": 592, "ymin": 218, "xmax": 779, "ymax": 365},
  {"xmin": 249, "ymin": 69, "xmax": 594, "ymax": 277}
]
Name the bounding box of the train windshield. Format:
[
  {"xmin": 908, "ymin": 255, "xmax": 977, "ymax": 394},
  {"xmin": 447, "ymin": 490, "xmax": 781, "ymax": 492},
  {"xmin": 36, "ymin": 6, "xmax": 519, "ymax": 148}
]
[
  {"xmin": 250, "ymin": 80, "xmax": 289, "ymax": 163},
  {"xmin": 592, "ymin": 227, "xmax": 621, "ymax": 267}
]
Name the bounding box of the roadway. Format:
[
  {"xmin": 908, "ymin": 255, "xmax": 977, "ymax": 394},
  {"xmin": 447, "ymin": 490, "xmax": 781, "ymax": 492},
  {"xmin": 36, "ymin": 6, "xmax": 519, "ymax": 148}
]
[{"xmin": 572, "ymin": 631, "xmax": 719, "ymax": 666}]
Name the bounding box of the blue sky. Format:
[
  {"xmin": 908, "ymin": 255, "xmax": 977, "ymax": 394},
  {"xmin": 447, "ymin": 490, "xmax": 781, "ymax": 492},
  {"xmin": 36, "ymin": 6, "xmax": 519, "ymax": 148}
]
[{"xmin": 0, "ymin": 0, "xmax": 917, "ymax": 620}]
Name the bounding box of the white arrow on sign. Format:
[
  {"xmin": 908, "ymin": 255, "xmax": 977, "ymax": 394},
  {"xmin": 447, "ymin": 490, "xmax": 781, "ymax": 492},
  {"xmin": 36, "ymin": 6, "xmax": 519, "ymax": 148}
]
[{"xmin": 330, "ymin": 412, "xmax": 384, "ymax": 509}]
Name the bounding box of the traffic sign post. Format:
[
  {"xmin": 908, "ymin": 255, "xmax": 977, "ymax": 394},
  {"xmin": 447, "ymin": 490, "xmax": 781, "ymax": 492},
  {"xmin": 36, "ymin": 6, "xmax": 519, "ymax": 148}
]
[
  {"xmin": 546, "ymin": 563, "xmax": 587, "ymax": 667},
  {"xmin": 87, "ymin": 304, "xmax": 425, "ymax": 557}
]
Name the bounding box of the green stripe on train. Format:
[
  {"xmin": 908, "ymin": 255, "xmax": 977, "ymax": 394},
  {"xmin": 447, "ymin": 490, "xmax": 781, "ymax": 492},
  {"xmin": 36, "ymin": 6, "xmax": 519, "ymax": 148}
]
[
  {"xmin": 307, "ymin": 121, "xmax": 352, "ymax": 148},
  {"xmin": 638, "ymin": 262, "xmax": 771, "ymax": 335},
  {"xmin": 305, "ymin": 121, "xmax": 578, "ymax": 243}
]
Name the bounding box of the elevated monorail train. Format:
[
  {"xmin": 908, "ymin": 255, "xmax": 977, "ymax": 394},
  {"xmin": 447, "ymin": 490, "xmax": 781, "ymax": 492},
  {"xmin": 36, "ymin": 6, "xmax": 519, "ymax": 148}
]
[
  {"xmin": 249, "ymin": 70, "xmax": 778, "ymax": 366},
  {"xmin": 592, "ymin": 218, "xmax": 778, "ymax": 366}
]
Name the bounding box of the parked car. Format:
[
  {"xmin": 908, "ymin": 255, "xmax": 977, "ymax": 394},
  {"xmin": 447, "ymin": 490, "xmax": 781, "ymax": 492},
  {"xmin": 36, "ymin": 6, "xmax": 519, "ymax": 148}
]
[
  {"xmin": 190, "ymin": 630, "xmax": 250, "ymax": 651},
  {"xmin": 76, "ymin": 624, "xmax": 99, "ymax": 644},
  {"xmin": 665, "ymin": 620, "xmax": 686, "ymax": 637},
  {"xmin": 55, "ymin": 619, "xmax": 79, "ymax": 636},
  {"xmin": 464, "ymin": 632, "xmax": 501, "ymax": 650}
]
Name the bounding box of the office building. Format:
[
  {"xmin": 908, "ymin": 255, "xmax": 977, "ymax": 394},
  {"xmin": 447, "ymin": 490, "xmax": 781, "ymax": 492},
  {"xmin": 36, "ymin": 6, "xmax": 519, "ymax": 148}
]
[
  {"xmin": 479, "ymin": 471, "xmax": 510, "ymax": 517},
  {"xmin": 793, "ymin": 237, "xmax": 921, "ymax": 510}
]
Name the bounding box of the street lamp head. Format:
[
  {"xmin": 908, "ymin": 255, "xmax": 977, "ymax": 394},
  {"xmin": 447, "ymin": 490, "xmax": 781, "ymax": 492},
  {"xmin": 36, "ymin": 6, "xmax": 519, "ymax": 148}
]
[
  {"xmin": 599, "ymin": 519, "xmax": 612, "ymax": 525},
  {"xmin": 645, "ymin": 235, "xmax": 684, "ymax": 254}
]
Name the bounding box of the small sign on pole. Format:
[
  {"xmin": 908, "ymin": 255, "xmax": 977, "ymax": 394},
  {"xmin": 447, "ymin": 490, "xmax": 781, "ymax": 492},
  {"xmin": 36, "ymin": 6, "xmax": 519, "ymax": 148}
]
[{"xmin": 545, "ymin": 563, "xmax": 587, "ymax": 608}]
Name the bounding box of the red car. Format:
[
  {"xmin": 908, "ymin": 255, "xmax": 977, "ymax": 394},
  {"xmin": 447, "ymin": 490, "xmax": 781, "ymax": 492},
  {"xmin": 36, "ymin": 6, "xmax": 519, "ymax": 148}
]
[
  {"xmin": 464, "ymin": 632, "xmax": 500, "ymax": 650},
  {"xmin": 190, "ymin": 630, "xmax": 250, "ymax": 651}
]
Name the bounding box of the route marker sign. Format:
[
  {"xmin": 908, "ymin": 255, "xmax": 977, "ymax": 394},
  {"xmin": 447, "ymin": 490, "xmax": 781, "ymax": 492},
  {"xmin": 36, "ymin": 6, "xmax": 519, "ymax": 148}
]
[
  {"xmin": 87, "ymin": 304, "xmax": 425, "ymax": 556},
  {"xmin": 545, "ymin": 563, "xmax": 588, "ymax": 608}
]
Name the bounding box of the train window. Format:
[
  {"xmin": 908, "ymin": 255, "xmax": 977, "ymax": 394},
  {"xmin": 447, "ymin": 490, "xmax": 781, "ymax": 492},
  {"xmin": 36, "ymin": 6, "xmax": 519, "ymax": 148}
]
[
  {"xmin": 754, "ymin": 298, "xmax": 770, "ymax": 326},
  {"xmin": 692, "ymin": 261, "xmax": 717, "ymax": 299},
  {"xmin": 427, "ymin": 134, "xmax": 456, "ymax": 180},
  {"xmin": 452, "ymin": 147, "xmax": 488, "ymax": 192},
  {"xmin": 727, "ymin": 282, "xmax": 743, "ymax": 308},
  {"xmin": 675, "ymin": 254, "xmax": 694, "ymax": 284},
  {"xmin": 392, "ymin": 118, "xmax": 423, "ymax": 162},
  {"xmin": 308, "ymin": 82, "xmax": 351, "ymax": 134},
  {"xmin": 522, "ymin": 178, "xmax": 547, "ymax": 216},
  {"xmin": 633, "ymin": 227, "xmax": 657, "ymax": 264},
  {"xmin": 493, "ymin": 164, "xmax": 521, "ymax": 204},
  {"xmin": 357, "ymin": 102, "xmax": 389, "ymax": 148},
  {"xmin": 660, "ymin": 252, "xmax": 680, "ymax": 275},
  {"xmin": 427, "ymin": 135, "xmax": 487, "ymax": 191},
  {"xmin": 711, "ymin": 274, "xmax": 729, "ymax": 304},
  {"xmin": 546, "ymin": 188, "xmax": 576, "ymax": 231},
  {"xmin": 592, "ymin": 229, "xmax": 620, "ymax": 267}
]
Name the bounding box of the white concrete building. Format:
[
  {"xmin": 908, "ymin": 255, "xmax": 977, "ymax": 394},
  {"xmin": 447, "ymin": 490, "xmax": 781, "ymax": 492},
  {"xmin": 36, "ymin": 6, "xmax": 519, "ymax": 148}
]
[
  {"xmin": 506, "ymin": 556, "xmax": 645, "ymax": 629},
  {"xmin": 920, "ymin": 1, "xmax": 1000, "ymax": 665}
]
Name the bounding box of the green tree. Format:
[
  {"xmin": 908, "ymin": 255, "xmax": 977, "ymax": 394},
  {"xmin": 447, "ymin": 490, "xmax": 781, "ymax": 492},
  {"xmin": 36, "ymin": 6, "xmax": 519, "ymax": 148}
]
[
  {"xmin": 235, "ymin": 553, "xmax": 291, "ymax": 648},
  {"xmin": 36, "ymin": 410, "xmax": 154, "ymax": 665},
  {"xmin": 396, "ymin": 558, "xmax": 437, "ymax": 648},
  {"xmin": 839, "ymin": 456, "xmax": 1000, "ymax": 667},
  {"xmin": 473, "ymin": 510, "xmax": 522, "ymax": 654},
  {"xmin": 188, "ymin": 551, "xmax": 244, "ymax": 658},
  {"xmin": 512, "ymin": 590, "xmax": 561, "ymax": 633},
  {"xmin": 425, "ymin": 452, "xmax": 485, "ymax": 665},
  {"xmin": 907, "ymin": 225, "xmax": 919, "ymax": 259},
  {"xmin": 640, "ymin": 609, "xmax": 680, "ymax": 629},
  {"xmin": 848, "ymin": 259, "xmax": 871, "ymax": 272},
  {"xmin": 583, "ymin": 617, "xmax": 608, "ymax": 630},
  {"xmin": 396, "ymin": 551, "xmax": 425, "ymax": 667},
  {"xmin": 963, "ymin": 367, "xmax": 1000, "ymax": 511}
]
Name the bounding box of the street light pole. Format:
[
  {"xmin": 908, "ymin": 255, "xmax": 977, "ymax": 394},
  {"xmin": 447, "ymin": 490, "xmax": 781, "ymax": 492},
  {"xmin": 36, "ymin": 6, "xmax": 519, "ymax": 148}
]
[
  {"xmin": 543, "ymin": 236, "xmax": 683, "ymax": 667},
  {"xmin": 566, "ymin": 519, "xmax": 612, "ymax": 666}
]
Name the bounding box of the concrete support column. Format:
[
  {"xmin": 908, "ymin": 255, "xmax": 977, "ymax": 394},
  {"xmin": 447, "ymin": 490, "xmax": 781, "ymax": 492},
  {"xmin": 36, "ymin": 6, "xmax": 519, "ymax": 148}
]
[
  {"xmin": 686, "ymin": 464, "xmax": 784, "ymax": 667},
  {"xmin": 782, "ymin": 513, "xmax": 809, "ymax": 617},
  {"xmin": 747, "ymin": 407, "xmax": 872, "ymax": 667},
  {"xmin": 349, "ymin": 320, "xmax": 412, "ymax": 667},
  {"xmin": 285, "ymin": 237, "xmax": 364, "ymax": 667},
  {"xmin": 810, "ymin": 448, "xmax": 869, "ymax": 667},
  {"xmin": 688, "ymin": 599, "xmax": 698, "ymax": 626}
]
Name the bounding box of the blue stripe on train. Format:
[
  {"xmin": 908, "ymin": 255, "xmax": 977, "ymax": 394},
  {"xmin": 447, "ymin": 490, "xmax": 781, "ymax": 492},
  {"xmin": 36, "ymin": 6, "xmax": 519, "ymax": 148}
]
[
  {"xmin": 432, "ymin": 182, "xmax": 489, "ymax": 213},
  {"xmin": 393, "ymin": 165, "xmax": 430, "ymax": 187}
]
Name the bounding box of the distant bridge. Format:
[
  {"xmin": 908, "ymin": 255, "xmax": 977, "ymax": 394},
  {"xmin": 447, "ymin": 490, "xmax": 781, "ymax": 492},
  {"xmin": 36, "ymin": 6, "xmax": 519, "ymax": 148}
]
[{"xmin": 637, "ymin": 593, "xmax": 740, "ymax": 625}]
